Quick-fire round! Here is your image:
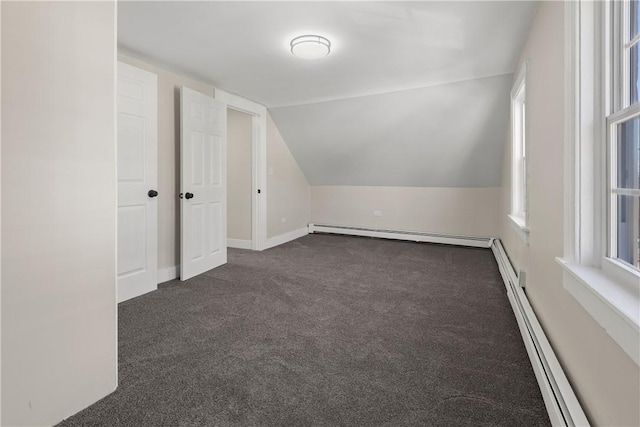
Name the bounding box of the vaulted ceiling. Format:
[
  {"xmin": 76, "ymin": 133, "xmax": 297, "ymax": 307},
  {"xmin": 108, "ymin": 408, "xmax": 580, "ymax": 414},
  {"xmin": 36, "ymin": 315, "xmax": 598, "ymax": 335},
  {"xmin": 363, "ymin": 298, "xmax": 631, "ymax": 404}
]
[
  {"xmin": 270, "ymin": 74, "xmax": 511, "ymax": 187},
  {"xmin": 118, "ymin": 1, "xmax": 538, "ymax": 187}
]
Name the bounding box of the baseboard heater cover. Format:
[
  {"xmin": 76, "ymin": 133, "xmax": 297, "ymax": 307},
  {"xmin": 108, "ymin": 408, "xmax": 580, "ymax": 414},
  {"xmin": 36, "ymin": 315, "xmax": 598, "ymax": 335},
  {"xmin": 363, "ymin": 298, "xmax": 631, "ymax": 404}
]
[
  {"xmin": 491, "ymin": 239, "xmax": 589, "ymax": 427},
  {"xmin": 308, "ymin": 223, "xmax": 492, "ymax": 248}
]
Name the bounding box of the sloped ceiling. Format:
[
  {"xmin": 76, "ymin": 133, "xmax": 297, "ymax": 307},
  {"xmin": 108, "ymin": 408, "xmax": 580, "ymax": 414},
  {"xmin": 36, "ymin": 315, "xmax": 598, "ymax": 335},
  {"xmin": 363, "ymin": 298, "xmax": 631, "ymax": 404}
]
[
  {"xmin": 118, "ymin": 1, "xmax": 537, "ymax": 187},
  {"xmin": 269, "ymin": 74, "xmax": 510, "ymax": 187}
]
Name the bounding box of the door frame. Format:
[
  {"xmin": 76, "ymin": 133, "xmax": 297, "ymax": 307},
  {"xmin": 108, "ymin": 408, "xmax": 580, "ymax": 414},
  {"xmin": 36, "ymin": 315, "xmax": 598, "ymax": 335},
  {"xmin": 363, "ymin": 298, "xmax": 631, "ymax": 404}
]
[{"xmin": 215, "ymin": 89, "xmax": 267, "ymax": 251}]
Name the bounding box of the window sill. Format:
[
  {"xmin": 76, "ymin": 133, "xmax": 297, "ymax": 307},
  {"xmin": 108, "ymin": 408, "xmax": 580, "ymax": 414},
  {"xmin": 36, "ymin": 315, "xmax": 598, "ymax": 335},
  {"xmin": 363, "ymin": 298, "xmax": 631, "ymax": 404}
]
[
  {"xmin": 508, "ymin": 214, "xmax": 529, "ymax": 245},
  {"xmin": 556, "ymin": 257, "xmax": 640, "ymax": 366}
]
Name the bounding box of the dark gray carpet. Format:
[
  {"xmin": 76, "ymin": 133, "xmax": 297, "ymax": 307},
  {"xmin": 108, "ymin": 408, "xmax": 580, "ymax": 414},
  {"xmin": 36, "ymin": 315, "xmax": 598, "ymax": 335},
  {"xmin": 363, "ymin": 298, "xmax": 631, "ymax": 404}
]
[{"xmin": 58, "ymin": 234, "xmax": 550, "ymax": 427}]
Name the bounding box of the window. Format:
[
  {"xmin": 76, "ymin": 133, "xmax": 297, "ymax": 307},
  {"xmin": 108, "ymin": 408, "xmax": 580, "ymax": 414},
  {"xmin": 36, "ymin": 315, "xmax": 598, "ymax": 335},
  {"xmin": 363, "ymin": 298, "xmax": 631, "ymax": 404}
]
[
  {"xmin": 509, "ymin": 63, "xmax": 529, "ymax": 244},
  {"xmin": 609, "ymin": 0, "xmax": 640, "ymax": 272},
  {"xmin": 559, "ymin": 0, "xmax": 640, "ymax": 366}
]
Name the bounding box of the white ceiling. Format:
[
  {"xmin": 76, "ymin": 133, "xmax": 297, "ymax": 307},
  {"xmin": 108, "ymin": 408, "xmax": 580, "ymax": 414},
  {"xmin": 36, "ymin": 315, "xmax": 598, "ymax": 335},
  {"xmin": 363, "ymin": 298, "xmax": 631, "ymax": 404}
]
[
  {"xmin": 270, "ymin": 74, "xmax": 511, "ymax": 187},
  {"xmin": 118, "ymin": 1, "xmax": 537, "ymax": 188},
  {"xmin": 118, "ymin": 1, "xmax": 537, "ymax": 108}
]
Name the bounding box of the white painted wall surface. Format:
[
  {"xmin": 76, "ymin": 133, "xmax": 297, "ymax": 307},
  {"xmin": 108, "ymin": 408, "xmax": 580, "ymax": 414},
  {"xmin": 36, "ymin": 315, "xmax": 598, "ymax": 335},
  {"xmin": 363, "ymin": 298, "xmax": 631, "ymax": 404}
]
[
  {"xmin": 227, "ymin": 109, "xmax": 253, "ymax": 241},
  {"xmin": 312, "ymin": 186, "xmax": 499, "ymax": 238},
  {"xmin": 1, "ymin": 2, "xmax": 117, "ymax": 425},
  {"xmin": 267, "ymin": 113, "xmax": 310, "ymax": 238},
  {"xmin": 499, "ymin": 3, "xmax": 640, "ymax": 425},
  {"xmin": 117, "ymin": 54, "xmax": 214, "ymax": 271}
]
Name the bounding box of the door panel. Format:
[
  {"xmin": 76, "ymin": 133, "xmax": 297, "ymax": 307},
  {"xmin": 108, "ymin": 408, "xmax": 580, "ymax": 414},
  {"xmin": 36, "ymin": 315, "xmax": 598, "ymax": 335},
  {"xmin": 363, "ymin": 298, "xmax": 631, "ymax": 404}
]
[
  {"xmin": 209, "ymin": 202, "xmax": 223, "ymax": 254},
  {"xmin": 117, "ymin": 62, "xmax": 158, "ymax": 302},
  {"xmin": 181, "ymin": 87, "xmax": 227, "ymax": 280},
  {"xmin": 117, "ymin": 114, "xmax": 146, "ymax": 181},
  {"xmin": 210, "ymin": 135, "xmax": 222, "ymax": 185},
  {"xmin": 192, "ymin": 131, "xmax": 205, "ymax": 185},
  {"xmin": 117, "ymin": 206, "xmax": 146, "ymax": 276},
  {"xmin": 192, "ymin": 203, "xmax": 205, "ymax": 261}
]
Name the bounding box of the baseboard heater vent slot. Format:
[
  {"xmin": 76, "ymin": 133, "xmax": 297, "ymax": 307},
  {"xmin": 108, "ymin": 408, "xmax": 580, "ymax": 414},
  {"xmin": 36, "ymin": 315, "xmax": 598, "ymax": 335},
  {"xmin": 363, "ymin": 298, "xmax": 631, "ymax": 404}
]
[
  {"xmin": 308, "ymin": 223, "xmax": 492, "ymax": 248},
  {"xmin": 491, "ymin": 239, "xmax": 589, "ymax": 427}
]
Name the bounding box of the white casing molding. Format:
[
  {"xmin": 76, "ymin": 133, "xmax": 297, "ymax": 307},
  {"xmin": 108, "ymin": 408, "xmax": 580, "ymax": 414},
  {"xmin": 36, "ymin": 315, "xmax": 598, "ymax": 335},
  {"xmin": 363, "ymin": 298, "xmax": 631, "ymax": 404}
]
[
  {"xmin": 263, "ymin": 227, "xmax": 309, "ymax": 250},
  {"xmin": 214, "ymin": 89, "xmax": 268, "ymax": 251},
  {"xmin": 557, "ymin": 258, "xmax": 640, "ymax": 366},
  {"xmin": 508, "ymin": 214, "xmax": 530, "ymax": 245},
  {"xmin": 228, "ymin": 239, "xmax": 253, "ymax": 250},
  {"xmin": 308, "ymin": 223, "xmax": 492, "ymax": 248}
]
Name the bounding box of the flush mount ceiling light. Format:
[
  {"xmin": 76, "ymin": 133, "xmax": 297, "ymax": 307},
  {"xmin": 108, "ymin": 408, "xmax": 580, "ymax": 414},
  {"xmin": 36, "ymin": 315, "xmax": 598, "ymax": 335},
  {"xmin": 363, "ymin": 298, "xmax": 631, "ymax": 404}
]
[{"xmin": 290, "ymin": 35, "xmax": 331, "ymax": 60}]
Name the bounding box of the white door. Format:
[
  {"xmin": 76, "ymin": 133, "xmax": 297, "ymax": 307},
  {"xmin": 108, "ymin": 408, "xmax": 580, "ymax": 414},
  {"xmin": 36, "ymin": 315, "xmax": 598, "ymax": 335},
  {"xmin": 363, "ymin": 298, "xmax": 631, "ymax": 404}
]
[
  {"xmin": 180, "ymin": 87, "xmax": 227, "ymax": 281},
  {"xmin": 117, "ymin": 62, "xmax": 158, "ymax": 302}
]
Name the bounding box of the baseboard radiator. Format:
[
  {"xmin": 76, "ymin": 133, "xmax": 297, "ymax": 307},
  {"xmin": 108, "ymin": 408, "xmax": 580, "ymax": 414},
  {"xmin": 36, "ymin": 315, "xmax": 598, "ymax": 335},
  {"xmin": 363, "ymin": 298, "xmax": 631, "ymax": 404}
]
[
  {"xmin": 308, "ymin": 223, "xmax": 492, "ymax": 248},
  {"xmin": 491, "ymin": 239, "xmax": 589, "ymax": 427},
  {"xmin": 309, "ymin": 223, "xmax": 589, "ymax": 426}
]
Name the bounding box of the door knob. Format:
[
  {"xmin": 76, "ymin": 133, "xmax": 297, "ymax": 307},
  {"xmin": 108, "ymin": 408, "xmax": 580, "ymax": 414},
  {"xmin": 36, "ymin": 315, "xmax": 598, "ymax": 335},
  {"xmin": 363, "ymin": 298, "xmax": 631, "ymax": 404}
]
[
  {"xmin": 185, "ymin": 192, "xmax": 194, "ymax": 199},
  {"xmin": 148, "ymin": 190, "xmax": 158, "ymax": 198}
]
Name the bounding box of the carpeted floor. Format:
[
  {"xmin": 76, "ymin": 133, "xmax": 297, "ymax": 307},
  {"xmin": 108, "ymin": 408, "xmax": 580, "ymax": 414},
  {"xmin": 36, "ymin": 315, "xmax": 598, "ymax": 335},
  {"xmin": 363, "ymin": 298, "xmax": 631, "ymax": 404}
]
[{"xmin": 58, "ymin": 234, "xmax": 550, "ymax": 427}]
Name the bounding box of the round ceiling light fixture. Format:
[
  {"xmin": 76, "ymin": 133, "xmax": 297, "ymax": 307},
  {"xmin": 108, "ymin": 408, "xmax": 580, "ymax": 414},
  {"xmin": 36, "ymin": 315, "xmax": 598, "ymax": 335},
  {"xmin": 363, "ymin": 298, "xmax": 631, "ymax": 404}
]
[{"xmin": 290, "ymin": 35, "xmax": 331, "ymax": 60}]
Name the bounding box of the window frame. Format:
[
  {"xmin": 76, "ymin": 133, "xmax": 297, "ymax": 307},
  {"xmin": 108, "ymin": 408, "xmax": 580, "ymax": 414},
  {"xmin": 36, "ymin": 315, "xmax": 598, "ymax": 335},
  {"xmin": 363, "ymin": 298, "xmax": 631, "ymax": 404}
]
[
  {"xmin": 606, "ymin": 109, "xmax": 640, "ymax": 275},
  {"xmin": 509, "ymin": 61, "xmax": 530, "ymax": 245},
  {"xmin": 607, "ymin": 0, "xmax": 640, "ymax": 274},
  {"xmin": 559, "ymin": 0, "xmax": 640, "ymax": 366}
]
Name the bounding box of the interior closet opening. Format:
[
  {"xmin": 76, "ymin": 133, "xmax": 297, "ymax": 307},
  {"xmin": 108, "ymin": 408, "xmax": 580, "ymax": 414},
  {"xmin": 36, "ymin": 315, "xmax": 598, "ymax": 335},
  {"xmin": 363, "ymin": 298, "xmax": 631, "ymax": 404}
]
[{"xmin": 227, "ymin": 108, "xmax": 254, "ymax": 249}]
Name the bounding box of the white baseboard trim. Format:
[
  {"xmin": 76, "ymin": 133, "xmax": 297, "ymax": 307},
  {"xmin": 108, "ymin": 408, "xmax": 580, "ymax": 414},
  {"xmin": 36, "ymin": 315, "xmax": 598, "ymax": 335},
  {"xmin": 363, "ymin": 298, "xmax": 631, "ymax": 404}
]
[
  {"xmin": 263, "ymin": 227, "xmax": 309, "ymax": 250},
  {"xmin": 228, "ymin": 238, "xmax": 252, "ymax": 250},
  {"xmin": 491, "ymin": 239, "xmax": 589, "ymax": 427},
  {"xmin": 157, "ymin": 266, "xmax": 179, "ymax": 284},
  {"xmin": 308, "ymin": 223, "xmax": 492, "ymax": 248}
]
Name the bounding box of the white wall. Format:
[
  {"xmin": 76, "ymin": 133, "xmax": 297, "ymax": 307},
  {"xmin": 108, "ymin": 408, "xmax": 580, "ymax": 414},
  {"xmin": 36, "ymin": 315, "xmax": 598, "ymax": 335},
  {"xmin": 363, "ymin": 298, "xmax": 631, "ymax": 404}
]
[
  {"xmin": 117, "ymin": 54, "xmax": 214, "ymax": 271},
  {"xmin": 312, "ymin": 186, "xmax": 499, "ymax": 237},
  {"xmin": 227, "ymin": 109, "xmax": 252, "ymax": 241},
  {"xmin": 500, "ymin": 3, "xmax": 640, "ymax": 425},
  {"xmin": 267, "ymin": 113, "xmax": 310, "ymax": 238},
  {"xmin": 1, "ymin": 3, "xmax": 117, "ymax": 425}
]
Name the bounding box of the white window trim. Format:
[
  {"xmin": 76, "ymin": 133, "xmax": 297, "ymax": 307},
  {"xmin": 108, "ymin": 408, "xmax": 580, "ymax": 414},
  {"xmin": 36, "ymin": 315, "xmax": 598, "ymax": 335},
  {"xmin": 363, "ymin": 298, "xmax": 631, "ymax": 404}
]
[
  {"xmin": 559, "ymin": 0, "xmax": 640, "ymax": 366},
  {"xmin": 557, "ymin": 259, "xmax": 640, "ymax": 365},
  {"xmin": 509, "ymin": 214, "xmax": 530, "ymax": 245},
  {"xmin": 510, "ymin": 61, "xmax": 530, "ymax": 245}
]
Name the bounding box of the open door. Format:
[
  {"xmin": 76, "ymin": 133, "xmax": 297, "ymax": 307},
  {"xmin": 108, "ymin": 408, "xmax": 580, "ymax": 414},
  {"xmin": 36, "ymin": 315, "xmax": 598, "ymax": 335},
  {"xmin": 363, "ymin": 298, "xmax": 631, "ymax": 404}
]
[
  {"xmin": 117, "ymin": 62, "xmax": 158, "ymax": 302},
  {"xmin": 180, "ymin": 87, "xmax": 227, "ymax": 281}
]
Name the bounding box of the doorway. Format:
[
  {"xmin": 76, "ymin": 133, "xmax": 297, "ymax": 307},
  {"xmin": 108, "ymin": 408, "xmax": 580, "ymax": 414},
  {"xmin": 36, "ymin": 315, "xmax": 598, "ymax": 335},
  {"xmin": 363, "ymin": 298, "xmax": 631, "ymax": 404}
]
[
  {"xmin": 215, "ymin": 90, "xmax": 267, "ymax": 251},
  {"xmin": 227, "ymin": 109, "xmax": 254, "ymax": 249}
]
